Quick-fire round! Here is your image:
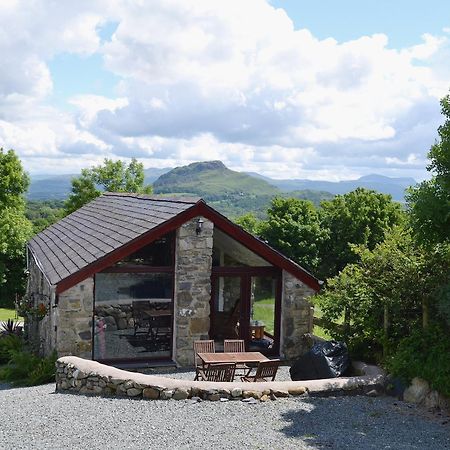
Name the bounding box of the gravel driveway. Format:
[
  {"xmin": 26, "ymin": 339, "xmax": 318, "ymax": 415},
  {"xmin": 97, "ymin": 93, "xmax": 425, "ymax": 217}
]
[{"xmin": 0, "ymin": 383, "xmax": 449, "ymax": 450}]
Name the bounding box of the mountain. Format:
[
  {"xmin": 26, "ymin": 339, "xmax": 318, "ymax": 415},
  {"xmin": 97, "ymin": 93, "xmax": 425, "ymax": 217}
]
[
  {"xmin": 153, "ymin": 161, "xmax": 333, "ymax": 218},
  {"xmin": 247, "ymin": 173, "xmax": 417, "ymax": 202},
  {"xmin": 143, "ymin": 167, "xmax": 172, "ymax": 184},
  {"xmin": 27, "ymin": 174, "xmax": 75, "ymax": 200},
  {"xmin": 154, "ymin": 161, "xmax": 278, "ymax": 197},
  {"xmin": 28, "ymin": 167, "xmax": 172, "ymax": 200}
]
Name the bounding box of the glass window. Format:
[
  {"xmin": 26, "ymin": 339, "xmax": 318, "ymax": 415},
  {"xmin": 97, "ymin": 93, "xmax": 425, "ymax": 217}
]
[
  {"xmin": 114, "ymin": 232, "xmax": 174, "ymax": 267},
  {"xmin": 249, "ymin": 276, "xmax": 276, "ymax": 351},
  {"xmin": 212, "ymin": 228, "xmax": 272, "ymax": 267},
  {"xmin": 94, "ymin": 273, "xmax": 173, "ymax": 361}
]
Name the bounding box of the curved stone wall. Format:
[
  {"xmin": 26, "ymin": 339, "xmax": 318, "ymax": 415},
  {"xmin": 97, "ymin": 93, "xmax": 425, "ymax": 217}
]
[{"xmin": 56, "ymin": 357, "xmax": 384, "ymax": 402}]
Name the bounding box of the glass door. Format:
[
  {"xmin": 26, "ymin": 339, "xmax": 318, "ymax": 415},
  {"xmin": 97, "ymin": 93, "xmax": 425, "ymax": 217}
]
[
  {"xmin": 210, "ymin": 275, "xmax": 243, "ymax": 343},
  {"xmin": 248, "ymin": 275, "xmax": 278, "ymax": 352},
  {"xmin": 210, "ymin": 271, "xmax": 281, "ymax": 355}
]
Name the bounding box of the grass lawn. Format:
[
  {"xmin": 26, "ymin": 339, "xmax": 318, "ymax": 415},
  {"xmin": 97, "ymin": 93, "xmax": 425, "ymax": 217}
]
[
  {"xmin": 0, "ymin": 308, "xmax": 21, "ymax": 322},
  {"xmin": 253, "ymin": 301, "xmax": 275, "ymax": 335}
]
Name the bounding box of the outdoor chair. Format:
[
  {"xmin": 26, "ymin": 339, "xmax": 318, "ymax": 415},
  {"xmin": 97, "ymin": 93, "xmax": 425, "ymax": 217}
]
[
  {"xmin": 193, "ymin": 340, "xmax": 215, "ymax": 380},
  {"xmin": 197, "ymin": 363, "xmax": 236, "ymax": 382},
  {"xmin": 223, "ymin": 339, "xmax": 251, "ymax": 377},
  {"xmin": 241, "ymin": 359, "xmax": 280, "ymax": 382}
]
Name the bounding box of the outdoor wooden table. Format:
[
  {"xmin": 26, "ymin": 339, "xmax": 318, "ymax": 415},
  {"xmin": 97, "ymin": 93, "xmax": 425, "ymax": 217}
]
[{"xmin": 197, "ymin": 351, "xmax": 269, "ymax": 365}]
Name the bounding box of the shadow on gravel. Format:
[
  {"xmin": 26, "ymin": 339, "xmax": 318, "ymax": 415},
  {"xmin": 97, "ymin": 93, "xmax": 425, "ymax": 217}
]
[{"xmin": 278, "ymin": 395, "xmax": 450, "ymax": 449}]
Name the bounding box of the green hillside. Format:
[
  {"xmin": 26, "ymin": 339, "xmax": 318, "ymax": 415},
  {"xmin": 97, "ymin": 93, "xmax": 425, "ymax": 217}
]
[
  {"xmin": 154, "ymin": 160, "xmax": 279, "ymax": 197},
  {"xmin": 153, "ymin": 161, "xmax": 332, "ymax": 219}
]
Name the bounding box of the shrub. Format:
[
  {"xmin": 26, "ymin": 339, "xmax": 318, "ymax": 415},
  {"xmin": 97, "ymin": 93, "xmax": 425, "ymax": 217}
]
[
  {"xmin": 0, "ymin": 334, "xmax": 23, "ymax": 364},
  {"xmin": 387, "ymin": 325, "xmax": 450, "ymax": 397},
  {"xmin": 0, "ymin": 319, "xmax": 23, "ymax": 336},
  {"xmin": 0, "ymin": 349, "xmax": 57, "ymax": 386}
]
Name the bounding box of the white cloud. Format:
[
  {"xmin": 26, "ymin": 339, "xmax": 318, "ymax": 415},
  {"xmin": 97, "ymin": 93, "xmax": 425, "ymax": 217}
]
[{"xmin": 0, "ymin": 0, "xmax": 448, "ymax": 181}]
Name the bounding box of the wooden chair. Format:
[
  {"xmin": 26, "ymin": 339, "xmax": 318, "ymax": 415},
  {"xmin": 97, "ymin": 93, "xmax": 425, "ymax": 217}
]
[
  {"xmin": 197, "ymin": 363, "xmax": 236, "ymax": 382},
  {"xmin": 223, "ymin": 339, "xmax": 251, "ymax": 377},
  {"xmin": 223, "ymin": 339, "xmax": 245, "ymax": 353},
  {"xmin": 241, "ymin": 359, "xmax": 280, "ymax": 382},
  {"xmin": 193, "ymin": 340, "xmax": 215, "ymax": 380}
]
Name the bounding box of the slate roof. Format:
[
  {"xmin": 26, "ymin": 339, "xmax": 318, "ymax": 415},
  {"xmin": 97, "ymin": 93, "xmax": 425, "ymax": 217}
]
[{"xmin": 28, "ymin": 193, "xmax": 200, "ymax": 286}]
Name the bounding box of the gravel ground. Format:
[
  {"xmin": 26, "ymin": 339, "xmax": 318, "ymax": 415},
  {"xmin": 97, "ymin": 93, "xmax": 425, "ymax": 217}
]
[{"xmin": 0, "ymin": 382, "xmax": 449, "ymax": 450}]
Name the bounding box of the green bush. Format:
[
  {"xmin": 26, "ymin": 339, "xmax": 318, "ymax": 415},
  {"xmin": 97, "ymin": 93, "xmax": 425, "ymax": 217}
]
[
  {"xmin": 0, "ymin": 349, "xmax": 57, "ymax": 386},
  {"xmin": 387, "ymin": 325, "xmax": 450, "ymax": 397},
  {"xmin": 0, "ymin": 334, "xmax": 24, "ymax": 364}
]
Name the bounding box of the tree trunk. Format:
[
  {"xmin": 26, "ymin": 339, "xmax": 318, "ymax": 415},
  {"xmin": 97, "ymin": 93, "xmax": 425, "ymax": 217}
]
[{"xmin": 422, "ymin": 297, "xmax": 429, "ymax": 329}]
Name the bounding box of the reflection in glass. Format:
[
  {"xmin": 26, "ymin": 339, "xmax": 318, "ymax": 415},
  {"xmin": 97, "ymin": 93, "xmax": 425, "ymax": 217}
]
[
  {"xmin": 114, "ymin": 232, "xmax": 174, "ymax": 267},
  {"xmin": 210, "ymin": 276, "xmax": 241, "ymax": 341},
  {"xmin": 94, "ymin": 273, "xmax": 173, "ymax": 361},
  {"xmin": 249, "ymin": 276, "xmax": 276, "ymax": 351}
]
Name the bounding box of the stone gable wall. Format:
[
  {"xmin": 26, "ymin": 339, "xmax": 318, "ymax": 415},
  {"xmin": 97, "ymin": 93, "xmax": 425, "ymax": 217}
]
[
  {"xmin": 25, "ymin": 255, "xmax": 56, "ymax": 356},
  {"xmin": 173, "ymin": 216, "xmax": 213, "ymax": 366},
  {"xmin": 56, "ymin": 278, "xmax": 94, "ymax": 359},
  {"xmin": 280, "ymin": 271, "xmax": 316, "ymax": 360}
]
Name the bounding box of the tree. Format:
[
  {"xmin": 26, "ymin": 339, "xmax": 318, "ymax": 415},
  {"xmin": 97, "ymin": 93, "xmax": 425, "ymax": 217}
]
[
  {"xmin": 65, "ymin": 158, "xmax": 153, "ymax": 214},
  {"xmin": 234, "ymin": 213, "xmax": 262, "ymax": 235},
  {"xmin": 259, "ymin": 197, "xmax": 327, "ymax": 272},
  {"xmin": 318, "ymin": 188, "xmax": 405, "ymax": 279},
  {"xmin": 407, "ymin": 94, "xmax": 450, "ymax": 246},
  {"xmin": 0, "ymin": 148, "xmax": 30, "ymax": 208},
  {"xmin": 0, "ymin": 149, "xmax": 33, "ymax": 307},
  {"xmin": 314, "ymin": 226, "xmax": 448, "ymax": 360}
]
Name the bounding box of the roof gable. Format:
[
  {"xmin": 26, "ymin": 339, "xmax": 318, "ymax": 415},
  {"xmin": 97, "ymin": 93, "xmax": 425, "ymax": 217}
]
[
  {"xmin": 28, "ymin": 194, "xmax": 200, "ymax": 287},
  {"xmin": 28, "ymin": 193, "xmax": 320, "ymax": 293}
]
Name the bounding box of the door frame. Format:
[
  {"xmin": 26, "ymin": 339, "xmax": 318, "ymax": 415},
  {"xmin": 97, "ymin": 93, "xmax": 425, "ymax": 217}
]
[{"xmin": 210, "ymin": 266, "xmax": 282, "ymax": 356}]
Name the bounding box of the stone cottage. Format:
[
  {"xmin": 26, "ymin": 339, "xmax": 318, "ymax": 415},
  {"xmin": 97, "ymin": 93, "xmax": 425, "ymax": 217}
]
[{"xmin": 26, "ymin": 193, "xmax": 320, "ymax": 367}]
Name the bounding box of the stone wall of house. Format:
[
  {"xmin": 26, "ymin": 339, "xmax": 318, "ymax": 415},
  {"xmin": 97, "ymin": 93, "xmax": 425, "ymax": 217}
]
[
  {"xmin": 56, "ymin": 278, "xmax": 94, "ymax": 359},
  {"xmin": 173, "ymin": 216, "xmax": 213, "ymax": 366},
  {"xmin": 280, "ymin": 271, "xmax": 316, "ymax": 360},
  {"xmin": 25, "ymin": 255, "xmax": 56, "ymax": 356}
]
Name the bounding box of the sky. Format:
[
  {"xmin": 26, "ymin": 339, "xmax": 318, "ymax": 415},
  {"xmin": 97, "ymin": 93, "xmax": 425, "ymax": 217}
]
[{"xmin": 0, "ymin": 1, "xmax": 449, "ymax": 181}]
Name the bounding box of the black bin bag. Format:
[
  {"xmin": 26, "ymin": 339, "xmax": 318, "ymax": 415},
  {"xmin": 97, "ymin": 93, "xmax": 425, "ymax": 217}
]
[{"xmin": 290, "ymin": 340, "xmax": 350, "ymax": 381}]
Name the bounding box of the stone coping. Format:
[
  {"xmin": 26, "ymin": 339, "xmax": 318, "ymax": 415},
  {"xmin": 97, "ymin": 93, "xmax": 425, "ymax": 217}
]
[{"xmin": 56, "ymin": 357, "xmax": 385, "ymax": 402}]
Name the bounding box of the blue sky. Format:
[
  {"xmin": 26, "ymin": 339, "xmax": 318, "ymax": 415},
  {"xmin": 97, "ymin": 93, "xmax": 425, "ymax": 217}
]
[
  {"xmin": 0, "ymin": 0, "xmax": 449, "ymax": 180},
  {"xmin": 272, "ymin": 0, "xmax": 450, "ymax": 47}
]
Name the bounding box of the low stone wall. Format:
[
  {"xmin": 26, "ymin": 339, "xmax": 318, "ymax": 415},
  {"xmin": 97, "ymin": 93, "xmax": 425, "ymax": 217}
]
[{"xmin": 55, "ymin": 356, "xmax": 384, "ymax": 402}]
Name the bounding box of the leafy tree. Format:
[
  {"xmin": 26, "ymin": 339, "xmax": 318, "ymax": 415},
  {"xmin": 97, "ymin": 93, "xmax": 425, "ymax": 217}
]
[
  {"xmin": 259, "ymin": 197, "xmax": 327, "ymax": 272},
  {"xmin": 318, "ymin": 188, "xmax": 405, "ymax": 279},
  {"xmin": 407, "ymin": 94, "xmax": 450, "ymax": 246},
  {"xmin": 0, "ymin": 148, "xmax": 29, "ymax": 208},
  {"xmin": 0, "ymin": 149, "xmax": 33, "ymax": 307},
  {"xmin": 234, "ymin": 213, "xmax": 262, "ymax": 235},
  {"xmin": 26, "ymin": 200, "xmax": 65, "ymax": 234},
  {"xmin": 65, "ymin": 158, "xmax": 153, "ymax": 214},
  {"xmin": 314, "ymin": 226, "xmax": 448, "ymax": 360}
]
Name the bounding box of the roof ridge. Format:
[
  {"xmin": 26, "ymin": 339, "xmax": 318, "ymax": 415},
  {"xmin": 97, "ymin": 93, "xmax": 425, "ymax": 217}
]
[{"xmin": 102, "ymin": 192, "xmax": 202, "ymax": 205}]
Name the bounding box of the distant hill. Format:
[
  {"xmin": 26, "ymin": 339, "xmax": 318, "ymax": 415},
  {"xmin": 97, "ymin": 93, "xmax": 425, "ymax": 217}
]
[
  {"xmin": 154, "ymin": 161, "xmax": 278, "ymax": 197},
  {"xmin": 27, "ymin": 174, "xmax": 75, "ymax": 200},
  {"xmin": 27, "ymin": 160, "xmax": 414, "ymax": 217},
  {"xmin": 153, "ymin": 161, "xmax": 333, "ymax": 218},
  {"xmin": 143, "ymin": 167, "xmax": 172, "ymax": 184},
  {"xmin": 246, "ymin": 172, "xmax": 416, "ymax": 202},
  {"xmin": 27, "ymin": 167, "xmax": 172, "ymax": 200}
]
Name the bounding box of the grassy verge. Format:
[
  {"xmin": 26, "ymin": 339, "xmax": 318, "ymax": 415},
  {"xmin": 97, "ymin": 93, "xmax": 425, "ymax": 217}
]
[{"xmin": 0, "ymin": 309, "xmax": 21, "ymax": 322}]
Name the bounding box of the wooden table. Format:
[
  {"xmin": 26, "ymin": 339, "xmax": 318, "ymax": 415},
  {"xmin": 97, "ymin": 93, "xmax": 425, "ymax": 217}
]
[{"xmin": 197, "ymin": 351, "xmax": 268, "ymax": 365}]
